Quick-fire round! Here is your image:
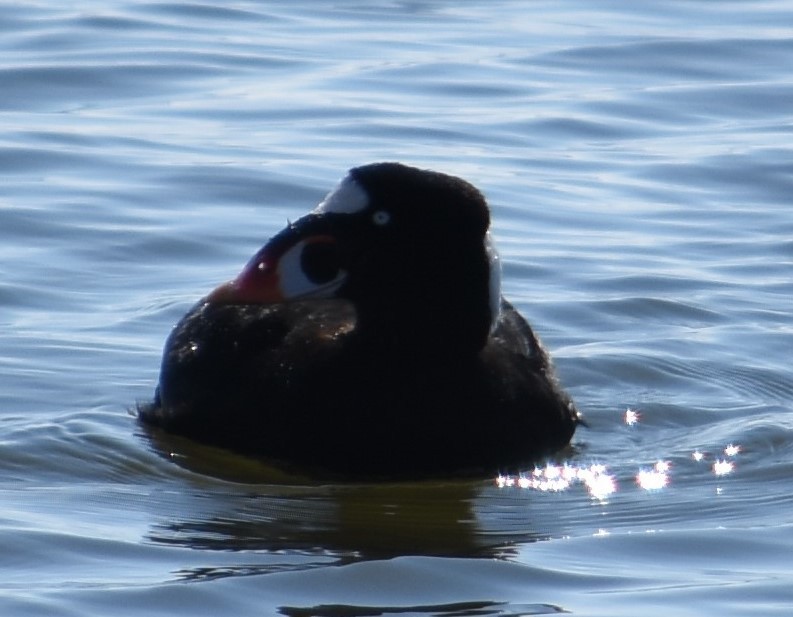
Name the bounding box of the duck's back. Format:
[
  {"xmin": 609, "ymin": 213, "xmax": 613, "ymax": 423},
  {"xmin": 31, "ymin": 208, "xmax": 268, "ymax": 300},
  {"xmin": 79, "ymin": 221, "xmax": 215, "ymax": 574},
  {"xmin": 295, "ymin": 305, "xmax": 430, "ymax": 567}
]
[{"xmin": 140, "ymin": 298, "xmax": 577, "ymax": 478}]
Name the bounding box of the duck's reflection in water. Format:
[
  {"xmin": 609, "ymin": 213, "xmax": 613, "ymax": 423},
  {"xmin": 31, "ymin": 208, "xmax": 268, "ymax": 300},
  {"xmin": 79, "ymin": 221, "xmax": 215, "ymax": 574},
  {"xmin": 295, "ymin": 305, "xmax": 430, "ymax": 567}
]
[{"xmin": 143, "ymin": 430, "xmax": 559, "ymax": 576}]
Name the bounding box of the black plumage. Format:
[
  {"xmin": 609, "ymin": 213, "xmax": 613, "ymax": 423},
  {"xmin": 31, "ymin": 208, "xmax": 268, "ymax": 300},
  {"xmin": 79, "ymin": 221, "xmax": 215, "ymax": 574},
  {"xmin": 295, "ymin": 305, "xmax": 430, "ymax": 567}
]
[{"xmin": 139, "ymin": 163, "xmax": 581, "ymax": 478}]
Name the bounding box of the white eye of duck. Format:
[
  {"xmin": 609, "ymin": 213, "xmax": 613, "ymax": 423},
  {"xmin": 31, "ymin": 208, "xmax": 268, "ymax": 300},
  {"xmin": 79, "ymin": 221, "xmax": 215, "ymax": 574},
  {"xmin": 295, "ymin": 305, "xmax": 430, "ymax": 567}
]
[{"xmin": 372, "ymin": 210, "xmax": 391, "ymax": 226}]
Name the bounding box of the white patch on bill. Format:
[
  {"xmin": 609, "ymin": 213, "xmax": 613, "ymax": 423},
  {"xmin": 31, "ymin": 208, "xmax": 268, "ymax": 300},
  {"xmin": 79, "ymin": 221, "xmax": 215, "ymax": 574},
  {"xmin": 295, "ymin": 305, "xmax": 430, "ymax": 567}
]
[
  {"xmin": 277, "ymin": 239, "xmax": 347, "ymax": 299},
  {"xmin": 485, "ymin": 231, "xmax": 502, "ymax": 330},
  {"xmin": 313, "ymin": 174, "xmax": 369, "ymax": 214}
]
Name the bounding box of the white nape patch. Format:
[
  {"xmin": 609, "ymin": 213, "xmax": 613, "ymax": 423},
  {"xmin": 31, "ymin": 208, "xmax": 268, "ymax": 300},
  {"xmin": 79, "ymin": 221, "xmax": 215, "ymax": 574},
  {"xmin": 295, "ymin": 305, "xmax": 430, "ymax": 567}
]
[
  {"xmin": 313, "ymin": 174, "xmax": 369, "ymax": 215},
  {"xmin": 485, "ymin": 231, "xmax": 502, "ymax": 330}
]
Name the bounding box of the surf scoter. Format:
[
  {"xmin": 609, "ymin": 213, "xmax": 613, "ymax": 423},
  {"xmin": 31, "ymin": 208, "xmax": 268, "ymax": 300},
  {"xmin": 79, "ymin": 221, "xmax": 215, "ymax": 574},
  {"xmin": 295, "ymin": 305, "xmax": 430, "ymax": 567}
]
[{"xmin": 139, "ymin": 162, "xmax": 581, "ymax": 478}]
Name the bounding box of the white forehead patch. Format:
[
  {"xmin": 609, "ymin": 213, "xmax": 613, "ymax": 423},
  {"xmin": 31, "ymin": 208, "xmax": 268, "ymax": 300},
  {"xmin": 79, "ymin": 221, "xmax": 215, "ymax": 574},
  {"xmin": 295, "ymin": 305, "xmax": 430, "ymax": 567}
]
[
  {"xmin": 485, "ymin": 231, "xmax": 502, "ymax": 330},
  {"xmin": 313, "ymin": 174, "xmax": 369, "ymax": 215}
]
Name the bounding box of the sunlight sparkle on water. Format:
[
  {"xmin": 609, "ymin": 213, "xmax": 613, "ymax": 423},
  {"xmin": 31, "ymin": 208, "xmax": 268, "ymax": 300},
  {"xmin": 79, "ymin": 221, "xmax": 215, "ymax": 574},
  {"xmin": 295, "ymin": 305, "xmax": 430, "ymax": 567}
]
[
  {"xmin": 636, "ymin": 461, "xmax": 670, "ymax": 490},
  {"xmin": 496, "ymin": 463, "xmax": 616, "ymax": 500},
  {"xmin": 624, "ymin": 408, "xmax": 640, "ymax": 426},
  {"xmin": 713, "ymin": 459, "xmax": 734, "ymax": 476},
  {"xmin": 724, "ymin": 444, "xmax": 741, "ymax": 456},
  {"xmin": 580, "ymin": 467, "xmax": 618, "ymax": 501},
  {"xmin": 496, "ymin": 445, "xmax": 739, "ymax": 497}
]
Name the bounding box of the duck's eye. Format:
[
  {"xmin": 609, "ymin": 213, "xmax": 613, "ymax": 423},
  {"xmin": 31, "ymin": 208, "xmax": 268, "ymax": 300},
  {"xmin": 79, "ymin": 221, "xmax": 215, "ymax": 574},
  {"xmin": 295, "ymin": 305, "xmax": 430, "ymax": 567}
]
[
  {"xmin": 301, "ymin": 240, "xmax": 341, "ymax": 284},
  {"xmin": 372, "ymin": 210, "xmax": 391, "ymax": 226}
]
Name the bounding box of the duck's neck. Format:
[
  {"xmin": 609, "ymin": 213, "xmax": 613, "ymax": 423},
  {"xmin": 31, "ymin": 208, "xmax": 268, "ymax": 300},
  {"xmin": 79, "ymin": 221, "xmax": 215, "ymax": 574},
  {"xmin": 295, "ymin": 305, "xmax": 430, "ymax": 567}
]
[
  {"xmin": 353, "ymin": 292, "xmax": 492, "ymax": 361},
  {"xmin": 350, "ymin": 232, "xmax": 499, "ymax": 360}
]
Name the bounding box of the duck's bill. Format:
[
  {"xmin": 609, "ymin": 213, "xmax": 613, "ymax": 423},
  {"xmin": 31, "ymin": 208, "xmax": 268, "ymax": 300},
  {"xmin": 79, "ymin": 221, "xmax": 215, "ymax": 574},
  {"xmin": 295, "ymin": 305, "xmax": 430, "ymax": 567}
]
[{"xmin": 207, "ymin": 217, "xmax": 347, "ymax": 306}]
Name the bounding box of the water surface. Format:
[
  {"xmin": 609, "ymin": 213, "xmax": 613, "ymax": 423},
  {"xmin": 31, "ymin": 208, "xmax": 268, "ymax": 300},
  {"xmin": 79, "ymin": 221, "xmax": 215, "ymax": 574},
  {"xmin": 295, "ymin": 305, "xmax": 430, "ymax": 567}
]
[{"xmin": 1, "ymin": 1, "xmax": 792, "ymax": 616}]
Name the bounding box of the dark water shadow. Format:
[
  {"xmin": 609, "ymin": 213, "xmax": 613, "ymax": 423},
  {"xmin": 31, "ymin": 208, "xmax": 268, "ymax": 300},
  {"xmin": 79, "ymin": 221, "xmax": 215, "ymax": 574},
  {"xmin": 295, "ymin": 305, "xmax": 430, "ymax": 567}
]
[
  {"xmin": 279, "ymin": 600, "xmax": 567, "ymax": 617},
  {"xmin": 141, "ymin": 428, "xmax": 559, "ymax": 573}
]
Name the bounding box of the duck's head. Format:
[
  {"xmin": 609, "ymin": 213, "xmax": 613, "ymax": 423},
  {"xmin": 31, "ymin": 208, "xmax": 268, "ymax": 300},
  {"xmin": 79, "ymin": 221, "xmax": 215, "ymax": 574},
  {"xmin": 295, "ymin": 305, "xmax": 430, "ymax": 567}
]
[{"xmin": 208, "ymin": 162, "xmax": 502, "ymax": 353}]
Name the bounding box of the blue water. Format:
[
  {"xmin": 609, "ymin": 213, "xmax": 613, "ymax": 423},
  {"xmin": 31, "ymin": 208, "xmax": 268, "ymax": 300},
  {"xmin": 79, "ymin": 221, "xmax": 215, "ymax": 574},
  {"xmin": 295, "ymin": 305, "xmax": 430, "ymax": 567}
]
[{"xmin": 2, "ymin": 1, "xmax": 792, "ymax": 615}]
